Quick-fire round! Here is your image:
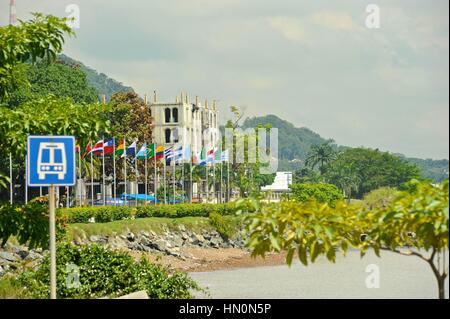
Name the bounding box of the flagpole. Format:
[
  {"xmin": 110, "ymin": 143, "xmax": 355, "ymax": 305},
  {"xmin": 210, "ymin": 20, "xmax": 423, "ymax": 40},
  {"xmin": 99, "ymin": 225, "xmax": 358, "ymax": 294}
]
[
  {"xmin": 78, "ymin": 145, "xmax": 82, "ymax": 206},
  {"xmin": 220, "ymin": 162, "xmax": 223, "ymax": 204},
  {"xmin": 163, "ymin": 155, "xmax": 167, "ymax": 204},
  {"xmin": 190, "ymin": 157, "xmax": 193, "ymax": 203},
  {"xmin": 102, "ymin": 136, "xmax": 106, "ymax": 206},
  {"xmin": 124, "ymin": 138, "xmax": 127, "ymax": 206},
  {"xmin": 113, "ymin": 137, "xmax": 117, "ymax": 207},
  {"xmin": 181, "ymin": 160, "xmax": 185, "ymax": 200},
  {"xmin": 90, "ymin": 142, "xmax": 94, "ymax": 207},
  {"xmin": 154, "ymin": 143, "xmax": 157, "ymax": 205},
  {"xmin": 206, "ymin": 164, "xmax": 209, "ymax": 203},
  {"xmin": 213, "ymin": 161, "xmax": 216, "ymax": 203},
  {"xmin": 135, "ymin": 146, "xmax": 138, "ymax": 207},
  {"xmin": 9, "ymin": 153, "xmax": 13, "ymax": 204},
  {"xmin": 144, "ymin": 143, "xmax": 148, "ymax": 205},
  {"xmin": 172, "ymin": 159, "xmax": 175, "ymax": 205},
  {"xmin": 227, "ymin": 160, "xmax": 230, "ymax": 202}
]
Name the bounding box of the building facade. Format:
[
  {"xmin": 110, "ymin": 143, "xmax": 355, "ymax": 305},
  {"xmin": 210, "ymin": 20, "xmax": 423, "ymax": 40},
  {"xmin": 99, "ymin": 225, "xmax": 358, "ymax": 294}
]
[{"xmin": 149, "ymin": 92, "xmax": 219, "ymax": 155}]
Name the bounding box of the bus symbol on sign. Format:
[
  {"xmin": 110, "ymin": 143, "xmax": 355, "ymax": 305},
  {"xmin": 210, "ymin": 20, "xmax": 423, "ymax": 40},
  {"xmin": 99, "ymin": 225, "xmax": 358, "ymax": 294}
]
[
  {"xmin": 37, "ymin": 142, "xmax": 67, "ymax": 180},
  {"xmin": 27, "ymin": 136, "xmax": 75, "ymax": 186}
]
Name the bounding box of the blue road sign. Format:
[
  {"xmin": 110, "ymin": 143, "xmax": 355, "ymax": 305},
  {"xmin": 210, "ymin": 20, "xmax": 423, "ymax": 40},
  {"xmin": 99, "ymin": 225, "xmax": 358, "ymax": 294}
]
[{"xmin": 27, "ymin": 136, "xmax": 76, "ymax": 186}]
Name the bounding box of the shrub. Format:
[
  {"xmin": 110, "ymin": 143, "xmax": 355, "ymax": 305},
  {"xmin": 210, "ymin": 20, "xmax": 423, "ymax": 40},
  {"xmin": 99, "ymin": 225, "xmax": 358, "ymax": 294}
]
[
  {"xmin": 135, "ymin": 203, "xmax": 237, "ymax": 219},
  {"xmin": 289, "ymin": 183, "xmax": 343, "ymax": 206},
  {"xmin": 15, "ymin": 243, "xmax": 200, "ymax": 299},
  {"xmin": 209, "ymin": 212, "xmax": 233, "ymax": 239},
  {"xmin": 361, "ymin": 187, "xmax": 399, "ymax": 211},
  {"xmin": 58, "ymin": 206, "xmax": 134, "ymax": 223}
]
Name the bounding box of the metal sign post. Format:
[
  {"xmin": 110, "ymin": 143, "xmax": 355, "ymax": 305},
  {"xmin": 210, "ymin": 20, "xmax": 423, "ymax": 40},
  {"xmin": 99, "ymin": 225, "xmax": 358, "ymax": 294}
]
[
  {"xmin": 49, "ymin": 184, "xmax": 57, "ymax": 299},
  {"xmin": 27, "ymin": 135, "xmax": 76, "ymax": 299}
]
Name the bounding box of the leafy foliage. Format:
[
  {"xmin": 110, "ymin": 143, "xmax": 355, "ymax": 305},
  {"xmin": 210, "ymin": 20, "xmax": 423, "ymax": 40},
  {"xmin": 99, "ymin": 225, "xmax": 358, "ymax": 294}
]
[
  {"xmin": 0, "ymin": 201, "xmax": 67, "ymax": 249},
  {"xmin": 244, "ymin": 179, "xmax": 449, "ymax": 298},
  {"xmin": 324, "ymin": 147, "xmax": 420, "ymax": 198},
  {"xmin": 0, "ymin": 13, "xmax": 74, "ymax": 102},
  {"xmin": 209, "ymin": 212, "xmax": 234, "ymax": 239},
  {"xmin": 7, "ymin": 59, "xmax": 99, "ymax": 107},
  {"xmin": 361, "ymin": 187, "xmax": 399, "ymax": 211},
  {"xmin": 15, "ymin": 243, "xmax": 200, "ymax": 299},
  {"xmin": 289, "ymin": 183, "xmax": 343, "ymax": 206},
  {"xmin": 0, "ymin": 95, "xmax": 109, "ymax": 160},
  {"xmin": 58, "ymin": 203, "xmax": 241, "ymax": 223}
]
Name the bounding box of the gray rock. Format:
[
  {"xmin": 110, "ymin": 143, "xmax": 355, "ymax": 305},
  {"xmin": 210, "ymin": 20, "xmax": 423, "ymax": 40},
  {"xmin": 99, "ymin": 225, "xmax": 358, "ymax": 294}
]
[
  {"xmin": 126, "ymin": 232, "xmax": 135, "ymax": 242},
  {"xmin": 171, "ymin": 235, "xmax": 183, "ymax": 247},
  {"xmin": 194, "ymin": 234, "xmax": 205, "ymax": 243},
  {"xmin": 24, "ymin": 251, "xmax": 42, "ymax": 261},
  {"xmin": 0, "ymin": 251, "xmax": 19, "ymax": 262},
  {"xmin": 89, "ymin": 235, "xmax": 100, "ymax": 242}
]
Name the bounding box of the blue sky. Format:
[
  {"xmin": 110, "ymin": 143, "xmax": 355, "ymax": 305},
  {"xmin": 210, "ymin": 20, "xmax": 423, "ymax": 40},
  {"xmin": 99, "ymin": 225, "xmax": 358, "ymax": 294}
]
[{"xmin": 1, "ymin": 0, "xmax": 448, "ymax": 159}]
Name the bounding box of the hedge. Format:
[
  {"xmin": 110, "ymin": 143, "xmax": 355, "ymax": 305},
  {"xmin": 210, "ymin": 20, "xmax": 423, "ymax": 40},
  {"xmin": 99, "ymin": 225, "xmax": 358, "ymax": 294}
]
[{"xmin": 58, "ymin": 202, "xmax": 245, "ymax": 224}]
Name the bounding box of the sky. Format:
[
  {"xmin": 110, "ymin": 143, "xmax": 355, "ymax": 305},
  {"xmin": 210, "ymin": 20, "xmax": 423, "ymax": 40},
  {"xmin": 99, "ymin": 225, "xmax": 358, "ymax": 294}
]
[{"xmin": 1, "ymin": 0, "xmax": 448, "ymax": 159}]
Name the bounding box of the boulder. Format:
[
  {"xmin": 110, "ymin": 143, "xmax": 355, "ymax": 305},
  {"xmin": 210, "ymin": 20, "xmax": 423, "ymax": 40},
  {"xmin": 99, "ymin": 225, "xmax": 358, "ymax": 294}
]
[{"xmin": 0, "ymin": 251, "xmax": 19, "ymax": 263}]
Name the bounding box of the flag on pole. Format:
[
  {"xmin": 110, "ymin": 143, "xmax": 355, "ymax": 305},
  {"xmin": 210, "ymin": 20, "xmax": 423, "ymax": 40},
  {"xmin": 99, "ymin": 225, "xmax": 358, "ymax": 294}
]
[
  {"xmin": 215, "ymin": 149, "xmax": 222, "ymax": 163},
  {"xmin": 115, "ymin": 139, "xmax": 125, "ymax": 157},
  {"xmin": 184, "ymin": 145, "xmax": 191, "ymax": 161},
  {"xmin": 221, "ymin": 149, "xmax": 229, "ymax": 162},
  {"xmin": 82, "ymin": 143, "xmax": 92, "ymax": 159},
  {"xmin": 104, "ymin": 139, "xmax": 115, "ymax": 154},
  {"xmin": 199, "ymin": 148, "xmax": 207, "ymax": 166},
  {"xmin": 155, "ymin": 145, "xmax": 164, "ymax": 159},
  {"xmin": 164, "ymin": 147, "xmax": 174, "ymax": 163},
  {"xmin": 136, "ymin": 143, "xmax": 147, "ymax": 160},
  {"xmin": 173, "ymin": 146, "xmax": 183, "ymax": 162},
  {"xmin": 206, "ymin": 148, "xmax": 215, "ymax": 164},
  {"xmin": 123, "ymin": 141, "xmax": 137, "ymax": 157},
  {"xmin": 147, "ymin": 143, "xmax": 156, "ymax": 159},
  {"xmin": 92, "ymin": 139, "xmax": 104, "ymax": 155}
]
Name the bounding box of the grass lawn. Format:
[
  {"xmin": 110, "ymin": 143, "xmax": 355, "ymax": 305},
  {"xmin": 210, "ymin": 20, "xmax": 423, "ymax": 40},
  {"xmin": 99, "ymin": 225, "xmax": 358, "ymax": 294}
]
[{"xmin": 66, "ymin": 215, "xmax": 242, "ymax": 241}]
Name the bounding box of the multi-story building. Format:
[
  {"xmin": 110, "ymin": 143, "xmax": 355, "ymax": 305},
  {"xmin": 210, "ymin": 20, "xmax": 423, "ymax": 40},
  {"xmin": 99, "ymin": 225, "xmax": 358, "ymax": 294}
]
[{"xmin": 149, "ymin": 92, "xmax": 219, "ymax": 155}]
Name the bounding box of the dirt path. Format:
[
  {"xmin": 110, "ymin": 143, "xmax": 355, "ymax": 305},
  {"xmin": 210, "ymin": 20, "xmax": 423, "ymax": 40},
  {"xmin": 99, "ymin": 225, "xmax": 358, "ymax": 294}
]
[{"xmin": 127, "ymin": 248, "xmax": 287, "ymax": 272}]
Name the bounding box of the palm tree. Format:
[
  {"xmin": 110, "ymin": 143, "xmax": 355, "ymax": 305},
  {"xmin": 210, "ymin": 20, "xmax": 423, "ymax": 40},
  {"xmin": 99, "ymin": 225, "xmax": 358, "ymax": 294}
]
[{"xmin": 305, "ymin": 141, "xmax": 337, "ymax": 175}]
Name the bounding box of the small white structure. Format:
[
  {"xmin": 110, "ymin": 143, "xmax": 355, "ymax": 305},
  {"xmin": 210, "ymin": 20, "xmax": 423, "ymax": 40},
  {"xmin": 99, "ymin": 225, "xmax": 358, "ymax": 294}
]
[{"xmin": 261, "ymin": 171, "xmax": 293, "ymax": 202}]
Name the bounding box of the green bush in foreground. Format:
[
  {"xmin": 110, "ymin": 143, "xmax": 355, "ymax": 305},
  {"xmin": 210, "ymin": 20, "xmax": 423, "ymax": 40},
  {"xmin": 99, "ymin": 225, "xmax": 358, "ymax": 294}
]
[
  {"xmin": 15, "ymin": 243, "xmax": 200, "ymax": 299},
  {"xmin": 209, "ymin": 212, "xmax": 233, "ymax": 240},
  {"xmin": 58, "ymin": 203, "xmax": 242, "ymax": 224},
  {"xmin": 59, "ymin": 206, "xmax": 133, "ymax": 223}
]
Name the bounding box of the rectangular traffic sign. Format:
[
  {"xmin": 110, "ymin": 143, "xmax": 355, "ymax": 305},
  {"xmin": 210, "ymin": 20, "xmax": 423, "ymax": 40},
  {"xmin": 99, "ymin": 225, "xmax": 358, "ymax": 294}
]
[{"xmin": 27, "ymin": 135, "xmax": 76, "ymax": 186}]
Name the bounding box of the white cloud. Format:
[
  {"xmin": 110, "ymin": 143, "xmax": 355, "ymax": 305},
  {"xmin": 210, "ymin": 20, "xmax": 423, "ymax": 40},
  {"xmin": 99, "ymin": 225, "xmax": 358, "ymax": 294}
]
[
  {"xmin": 268, "ymin": 16, "xmax": 306, "ymax": 42},
  {"xmin": 312, "ymin": 11, "xmax": 362, "ymax": 32}
]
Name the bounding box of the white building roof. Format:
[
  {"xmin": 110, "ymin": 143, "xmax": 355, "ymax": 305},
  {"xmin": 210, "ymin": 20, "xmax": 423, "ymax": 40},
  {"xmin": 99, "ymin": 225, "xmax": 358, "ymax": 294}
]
[{"xmin": 261, "ymin": 171, "xmax": 293, "ymax": 191}]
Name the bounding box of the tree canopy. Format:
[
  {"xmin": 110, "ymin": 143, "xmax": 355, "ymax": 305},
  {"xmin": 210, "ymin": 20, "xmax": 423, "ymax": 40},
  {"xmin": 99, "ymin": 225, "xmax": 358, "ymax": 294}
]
[
  {"xmin": 324, "ymin": 147, "xmax": 420, "ymax": 198},
  {"xmin": 0, "ymin": 13, "xmax": 74, "ymax": 103}
]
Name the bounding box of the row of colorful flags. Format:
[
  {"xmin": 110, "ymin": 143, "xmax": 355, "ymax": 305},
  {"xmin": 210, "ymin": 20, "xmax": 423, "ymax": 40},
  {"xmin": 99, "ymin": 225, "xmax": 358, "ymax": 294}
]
[{"xmin": 76, "ymin": 138, "xmax": 230, "ymax": 165}]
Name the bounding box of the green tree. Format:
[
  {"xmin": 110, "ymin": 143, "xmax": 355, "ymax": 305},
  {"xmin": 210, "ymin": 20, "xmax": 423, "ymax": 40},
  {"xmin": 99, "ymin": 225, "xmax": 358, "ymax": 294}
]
[
  {"xmin": 243, "ymin": 179, "xmax": 449, "ymax": 299},
  {"xmin": 293, "ymin": 167, "xmax": 323, "ymax": 184},
  {"xmin": 305, "ymin": 141, "xmax": 337, "ymax": 175},
  {"xmin": 7, "ymin": 59, "xmax": 99, "ymax": 107},
  {"xmin": 0, "ymin": 13, "xmax": 74, "ymax": 103},
  {"xmin": 289, "ymin": 183, "xmax": 343, "ymax": 206},
  {"xmin": 324, "ymin": 147, "xmax": 420, "ymax": 198}
]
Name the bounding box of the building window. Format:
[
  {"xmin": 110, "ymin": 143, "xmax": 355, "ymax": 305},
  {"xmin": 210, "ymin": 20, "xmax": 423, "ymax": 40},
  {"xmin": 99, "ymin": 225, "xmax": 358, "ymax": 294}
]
[
  {"xmin": 165, "ymin": 128, "xmax": 171, "ymax": 143},
  {"xmin": 172, "ymin": 107, "xmax": 179, "ymax": 123},
  {"xmin": 165, "ymin": 108, "xmax": 171, "ymax": 123},
  {"xmin": 172, "ymin": 128, "xmax": 179, "ymax": 143}
]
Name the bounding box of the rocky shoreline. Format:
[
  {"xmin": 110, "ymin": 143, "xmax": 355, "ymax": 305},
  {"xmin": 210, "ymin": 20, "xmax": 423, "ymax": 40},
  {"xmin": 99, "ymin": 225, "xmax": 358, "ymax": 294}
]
[{"xmin": 0, "ymin": 226, "xmax": 247, "ymax": 276}]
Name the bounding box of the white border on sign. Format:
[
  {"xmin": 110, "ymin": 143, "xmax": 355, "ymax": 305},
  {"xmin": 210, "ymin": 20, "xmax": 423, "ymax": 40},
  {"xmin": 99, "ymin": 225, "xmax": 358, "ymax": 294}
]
[{"xmin": 27, "ymin": 135, "xmax": 76, "ymax": 187}]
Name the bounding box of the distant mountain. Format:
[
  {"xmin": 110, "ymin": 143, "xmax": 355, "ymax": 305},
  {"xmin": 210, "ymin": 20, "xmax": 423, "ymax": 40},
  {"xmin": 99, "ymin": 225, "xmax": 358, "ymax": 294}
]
[
  {"xmin": 58, "ymin": 54, "xmax": 134, "ymax": 101},
  {"xmin": 241, "ymin": 114, "xmax": 449, "ymax": 182}
]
